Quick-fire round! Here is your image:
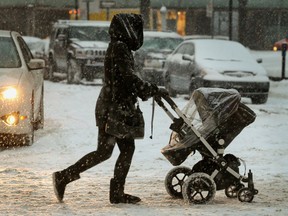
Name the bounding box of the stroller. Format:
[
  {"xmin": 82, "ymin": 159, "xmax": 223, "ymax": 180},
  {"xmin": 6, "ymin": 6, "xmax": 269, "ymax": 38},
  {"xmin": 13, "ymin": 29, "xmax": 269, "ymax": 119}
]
[{"xmin": 154, "ymin": 88, "xmax": 258, "ymax": 204}]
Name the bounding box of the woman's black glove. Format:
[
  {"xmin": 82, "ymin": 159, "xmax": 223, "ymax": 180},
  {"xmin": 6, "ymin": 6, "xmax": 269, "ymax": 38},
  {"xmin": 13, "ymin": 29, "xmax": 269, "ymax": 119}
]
[{"xmin": 150, "ymin": 83, "xmax": 159, "ymax": 95}]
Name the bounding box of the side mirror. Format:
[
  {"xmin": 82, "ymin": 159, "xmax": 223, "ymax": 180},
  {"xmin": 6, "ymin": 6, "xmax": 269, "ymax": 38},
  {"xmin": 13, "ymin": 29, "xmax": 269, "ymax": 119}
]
[
  {"xmin": 28, "ymin": 59, "xmax": 45, "ymax": 70},
  {"xmin": 256, "ymin": 58, "xmax": 262, "ymax": 63},
  {"xmin": 182, "ymin": 54, "xmax": 195, "ymax": 62}
]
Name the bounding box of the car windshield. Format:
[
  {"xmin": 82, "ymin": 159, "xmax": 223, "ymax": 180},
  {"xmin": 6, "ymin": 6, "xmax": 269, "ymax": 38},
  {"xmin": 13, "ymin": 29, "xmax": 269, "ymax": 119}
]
[
  {"xmin": 195, "ymin": 40, "xmax": 252, "ymax": 62},
  {"xmin": 69, "ymin": 26, "xmax": 110, "ymax": 42},
  {"xmin": 0, "ymin": 37, "xmax": 21, "ymax": 68},
  {"xmin": 142, "ymin": 37, "xmax": 183, "ymax": 51}
]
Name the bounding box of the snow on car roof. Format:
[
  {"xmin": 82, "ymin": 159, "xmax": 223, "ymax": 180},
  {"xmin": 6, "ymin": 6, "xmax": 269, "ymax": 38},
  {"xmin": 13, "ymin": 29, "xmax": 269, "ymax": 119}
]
[
  {"xmin": 144, "ymin": 30, "xmax": 182, "ymax": 38},
  {"xmin": 22, "ymin": 36, "xmax": 42, "ymax": 44},
  {"xmin": 189, "ymin": 39, "xmax": 253, "ymax": 61},
  {"xmin": 0, "ymin": 30, "xmax": 12, "ymax": 37},
  {"xmin": 56, "ymin": 20, "xmax": 110, "ymax": 27}
]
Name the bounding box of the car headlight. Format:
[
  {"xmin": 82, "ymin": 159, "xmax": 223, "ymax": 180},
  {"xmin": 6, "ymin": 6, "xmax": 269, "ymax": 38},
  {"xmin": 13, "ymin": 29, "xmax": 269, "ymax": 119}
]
[
  {"xmin": 75, "ymin": 49, "xmax": 86, "ymax": 58},
  {"xmin": 1, "ymin": 87, "xmax": 17, "ymax": 99},
  {"xmin": 1, "ymin": 112, "xmax": 20, "ymax": 126}
]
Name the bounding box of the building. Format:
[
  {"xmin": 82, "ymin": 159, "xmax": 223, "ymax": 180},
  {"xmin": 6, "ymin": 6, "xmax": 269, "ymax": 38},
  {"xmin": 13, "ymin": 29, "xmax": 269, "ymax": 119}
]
[
  {"xmin": 0, "ymin": 0, "xmax": 74, "ymax": 38},
  {"xmin": 0, "ymin": 0, "xmax": 287, "ymax": 50}
]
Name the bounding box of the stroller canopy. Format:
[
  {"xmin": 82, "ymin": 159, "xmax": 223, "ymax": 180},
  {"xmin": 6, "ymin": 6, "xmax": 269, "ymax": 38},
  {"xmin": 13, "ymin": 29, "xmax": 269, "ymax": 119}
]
[
  {"xmin": 161, "ymin": 88, "xmax": 256, "ymax": 166},
  {"xmin": 192, "ymin": 87, "xmax": 241, "ymax": 126}
]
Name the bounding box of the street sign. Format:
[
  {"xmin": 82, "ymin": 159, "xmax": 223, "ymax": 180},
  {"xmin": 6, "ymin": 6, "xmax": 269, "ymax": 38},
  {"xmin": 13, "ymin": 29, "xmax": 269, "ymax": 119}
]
[{"xmin": 100, "ymin": 1, "xmax": 115, "ymax": 8}]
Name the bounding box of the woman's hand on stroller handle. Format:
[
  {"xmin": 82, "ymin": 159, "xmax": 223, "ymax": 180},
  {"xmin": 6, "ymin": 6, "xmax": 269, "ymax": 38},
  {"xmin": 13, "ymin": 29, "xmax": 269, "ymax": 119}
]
[{"xmin": 157, "ymin": 88, "xmax": 169, "ymax": 97}]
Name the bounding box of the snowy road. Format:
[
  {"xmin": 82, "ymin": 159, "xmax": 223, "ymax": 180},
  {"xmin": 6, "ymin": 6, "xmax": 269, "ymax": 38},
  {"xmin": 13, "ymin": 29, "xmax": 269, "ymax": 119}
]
[{"xmin": 0, "ymin": 78, "xmax": 288, "ymax": 215}]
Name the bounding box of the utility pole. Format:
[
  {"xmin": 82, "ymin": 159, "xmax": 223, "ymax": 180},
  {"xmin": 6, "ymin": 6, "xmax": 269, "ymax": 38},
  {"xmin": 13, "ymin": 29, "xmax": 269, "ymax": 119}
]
[
  {"xmin": 238, "ymin": 0, "xmax": 248, "ymax": 45},
  {"xmin": 228, "ymin": 0, "xmax": 233, "ymax": 40},
  {"xmin": 140, "ymin": 0, "xmax": 150, "ymax": 29},
  {"xmin": 75, "ymin": 0, "xmax": 79, "ymax": 20}
]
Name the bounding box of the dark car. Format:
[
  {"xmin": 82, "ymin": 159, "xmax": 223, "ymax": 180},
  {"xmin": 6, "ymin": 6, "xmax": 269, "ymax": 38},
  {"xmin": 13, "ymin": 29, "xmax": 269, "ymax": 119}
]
[
  {"xmin": 48, "ymin": 20, "xmax": 110, "ymax": 84},
  {"xmin": 134, "ymin": 30, "xmax": 183, "ymax": 85},
  {"xmin": 163, "ymin": 39, "xmax": 270, "ymax": 104}
]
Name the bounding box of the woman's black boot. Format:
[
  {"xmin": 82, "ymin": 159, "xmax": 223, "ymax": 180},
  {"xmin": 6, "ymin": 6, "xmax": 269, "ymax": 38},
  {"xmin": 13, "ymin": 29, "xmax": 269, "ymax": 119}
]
[
  {"xmin": 109, "ymin": 178, "xmax": 141, "ymax": 204},
  {"xmin": 52, "ymin": 170, "xmax": 80, "ymax": 202}
]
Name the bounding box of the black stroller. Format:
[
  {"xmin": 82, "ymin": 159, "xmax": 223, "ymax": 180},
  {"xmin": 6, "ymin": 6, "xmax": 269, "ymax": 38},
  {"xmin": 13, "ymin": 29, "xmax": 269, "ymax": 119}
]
[{"xmin": 155, "ymin": 88, "xmax": 258, "ymax": 204}]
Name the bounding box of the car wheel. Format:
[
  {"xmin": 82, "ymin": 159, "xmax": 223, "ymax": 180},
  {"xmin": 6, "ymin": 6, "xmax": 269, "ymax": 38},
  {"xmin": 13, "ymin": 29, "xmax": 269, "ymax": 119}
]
[
  {"xmin": 164, "ymin": 72, "xmax": 177, "ymax": 97},
  {"xmin": 48, "ymin": 56, "xmax": 57, "ymax": 81},
  {"xmin": 34, "ymin": 86, "xmax": 44, "ymax": 130},
  {"xmin": 67, "ymin": 59, "xmax": 81, "ymax": 84},
  {"xmin": 251, "ymin": 94, "xmax": 268, "ymax": 104},
  {"xmin": 21, "ymin": 93, "xmax": 35, "ymax": 146}
]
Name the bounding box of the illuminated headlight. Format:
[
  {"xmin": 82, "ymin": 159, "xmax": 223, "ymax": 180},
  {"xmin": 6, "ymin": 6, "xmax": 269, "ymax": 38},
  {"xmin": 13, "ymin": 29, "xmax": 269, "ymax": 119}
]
[
  {"xmin": 75, "ymin": 49, "xmax": 86, "ymax": 58},
  {"xmin": 273, "ymin": 46, "xmax": 278, "ymax": 52},
  {"xmin": 1, "ymin": 87, "xmax": 17, "ymax": 99},
  {"xmin": 1, "ymin": 112, "xmax": 20, "ymax": 126}
]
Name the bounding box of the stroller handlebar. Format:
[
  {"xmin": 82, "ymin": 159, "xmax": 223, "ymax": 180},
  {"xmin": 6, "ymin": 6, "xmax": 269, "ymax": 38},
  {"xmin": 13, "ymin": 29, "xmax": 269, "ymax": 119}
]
[{"xmin": 154, "ymin": 94, "xmax": 178, "ymax": 110}]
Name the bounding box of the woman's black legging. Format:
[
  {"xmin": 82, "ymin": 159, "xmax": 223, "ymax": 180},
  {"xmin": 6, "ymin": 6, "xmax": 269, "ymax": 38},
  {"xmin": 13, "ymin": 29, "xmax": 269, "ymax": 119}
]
[{"xmin": 66, "ymin": 124, "xmax": 135, "ymax": 183}]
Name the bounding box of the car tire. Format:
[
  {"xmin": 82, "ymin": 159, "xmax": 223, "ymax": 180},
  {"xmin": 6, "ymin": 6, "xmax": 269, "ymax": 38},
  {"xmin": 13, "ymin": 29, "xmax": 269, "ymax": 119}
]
[
  {"xmin": 34, "ymin": 86, "xmax": 44, "ymax": 130},
  {"xmin": 164, "ymin": 72, "xmax": 177, "ymax": 97},
  {"xmin": 251, "ymin": 94, "xmax": 268, "ymax": 104},
  {"xmin": 67, "ymin": 59, "xmax": 81, "ymax": 84},
  {"xmin": 22, "ymin": 93, "xmax": 35, "ymax": 146},
  {"xmin": 48, "ymin": 56, "xmax": 57, "ymax": 81}
]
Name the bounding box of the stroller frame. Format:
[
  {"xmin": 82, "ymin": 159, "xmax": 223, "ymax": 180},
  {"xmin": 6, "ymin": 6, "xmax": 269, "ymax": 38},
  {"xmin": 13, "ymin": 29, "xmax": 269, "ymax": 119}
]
[{"xmin": 155, "ymin": 93, "xmax": 258, "ymax": 204}]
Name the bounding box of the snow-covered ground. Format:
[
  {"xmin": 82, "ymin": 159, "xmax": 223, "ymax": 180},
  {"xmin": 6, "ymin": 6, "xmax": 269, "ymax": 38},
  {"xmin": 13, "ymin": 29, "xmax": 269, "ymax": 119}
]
[{"xmin": 0, "ymin": 51, "xmax": 288, "ymax": 215}]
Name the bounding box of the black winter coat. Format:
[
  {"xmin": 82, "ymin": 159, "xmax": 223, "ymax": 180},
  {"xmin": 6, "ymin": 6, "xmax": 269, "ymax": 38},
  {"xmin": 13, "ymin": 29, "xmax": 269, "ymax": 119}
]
[{"xmin": 95, "ymin": 13, "xmax": 158, "ymax": 127}]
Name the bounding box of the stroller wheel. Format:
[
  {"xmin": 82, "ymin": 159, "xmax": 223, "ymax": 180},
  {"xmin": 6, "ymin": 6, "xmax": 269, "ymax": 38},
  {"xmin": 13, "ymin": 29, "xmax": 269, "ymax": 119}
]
[
  {"xmin": 237, "ymin": 187, "xmax": 254, "ymax": 202},
  {"xmin": 225, "ymin": 184, "xmax": 244, "ymax": 198},
  {"xmin": 165, "ymin": 166, "xmax": 191, "ymax": 199},
  {"xmin": 182, "ymin": 172, "xmax": 216, "ymax": 204}
]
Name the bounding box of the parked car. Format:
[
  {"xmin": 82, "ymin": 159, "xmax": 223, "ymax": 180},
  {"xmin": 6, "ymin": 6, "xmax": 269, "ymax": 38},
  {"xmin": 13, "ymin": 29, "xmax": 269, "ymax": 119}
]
[
  {"xmin": 273, "ymin": 37, "xmax": 288, "ymax": 51},
  {"xmin": 0, "ymin": 30, "xmax": 45, "ymax": 146},
  {"xmin": 48, "ymin": 20, "xmax": 110, "ymax": 84},
  {"xmin": 23, "ymin": 36, "xmax": 50, "ymax": 79},
  {"xmin": 163, "ymin": 39, "xmax": 270, "ymax": 104},
  {"xmin": 134, "ymin": 30, "xmax": 183, "ymax": 85},
  {"xmin": 184, "ymin": 35, "xmax": 229, "ymax": 40}
]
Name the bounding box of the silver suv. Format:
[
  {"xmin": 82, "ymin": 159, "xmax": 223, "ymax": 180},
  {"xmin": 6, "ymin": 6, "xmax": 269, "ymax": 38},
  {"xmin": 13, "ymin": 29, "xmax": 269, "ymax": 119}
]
[{"xmin": 48, "ymin": 20, "xmax": 110, "ymax": 84}]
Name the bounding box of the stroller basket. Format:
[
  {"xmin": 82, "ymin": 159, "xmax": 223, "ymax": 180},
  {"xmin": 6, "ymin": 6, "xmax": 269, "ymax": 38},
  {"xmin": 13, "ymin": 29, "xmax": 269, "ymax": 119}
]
[{"xmin": 158, "ymin": 88, "xmax": 256, "ymax": 166}]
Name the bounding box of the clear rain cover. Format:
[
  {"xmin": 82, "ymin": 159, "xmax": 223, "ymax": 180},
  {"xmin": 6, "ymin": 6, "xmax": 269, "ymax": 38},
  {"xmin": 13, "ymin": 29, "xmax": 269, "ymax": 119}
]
[{"xmin": 161, "ymin": 88, "xmax": 256, "ymax": 166}]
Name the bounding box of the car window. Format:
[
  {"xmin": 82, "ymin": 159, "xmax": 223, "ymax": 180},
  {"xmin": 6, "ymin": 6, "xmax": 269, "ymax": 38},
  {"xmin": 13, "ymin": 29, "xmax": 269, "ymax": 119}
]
[
  {"xmin": 142, "ymin": 37, "xmax": 183, "ymax": 51},
  {"xmin": 0, "ymin": 37, "xmax": 21, "ymax": 68},
  {"xmin": 68, "ymin": 26, "xmax": 110, "ymax": 42},
  {"xmin": 56, "ymin": 28, "xmax": 66, "ymax": 39},
  {"xmin": 17, "ymin": 36, "xmax": 33, "ymax": 63},
  {"xmin": 184, "ymin": 43, "xmax": 194, "ymax": 55},
  {"xmin": 174, "ymin": 42, "xmax": 194, "ymax": 56}
]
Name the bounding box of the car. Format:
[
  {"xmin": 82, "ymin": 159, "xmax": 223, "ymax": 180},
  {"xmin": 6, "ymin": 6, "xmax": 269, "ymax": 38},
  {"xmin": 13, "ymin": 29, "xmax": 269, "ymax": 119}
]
[
  {"xmin": 184, "ymin": 35, "xmax": 229, "ymax": 40},
  {"xmin": 272, "ymin": 37, "xmax": 288, "ymax": 51},
  {"xmin": 48, "ymin": 20, "xmax": 110, "ymax": 84},
  {"xmin": 134, "ymin": 30, "xmax": 183, "ymax": 85},
  {"xmin": 163, "ymin": 39, "xmax": 270, "ymax": 104},
  {"xmin": 0, "ymin": 30, "xmax": 45, "ymax": 146},
  {"xmin": 23, "ymin": 36, "xmax": 50, "ymax": 79}
]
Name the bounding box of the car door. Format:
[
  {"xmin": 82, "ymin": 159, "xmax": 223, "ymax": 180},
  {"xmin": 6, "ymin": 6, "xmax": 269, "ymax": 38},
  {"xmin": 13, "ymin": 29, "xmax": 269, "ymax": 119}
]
[
  {"xmin": 17, "ymin": 36, "xmax": 43, "ymax": 117},
  {"xmin": 170, "ymin": 42, "xmax": 195, "ymax": 93}
]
